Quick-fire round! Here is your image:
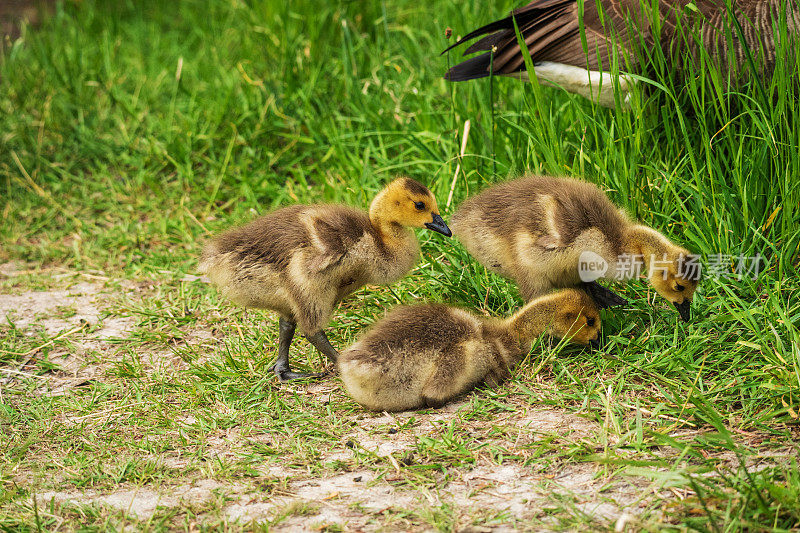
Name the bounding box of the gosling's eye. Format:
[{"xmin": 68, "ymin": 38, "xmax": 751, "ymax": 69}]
[
  {"xmin": 587, "ymin": 317, "xmax": 596, "ymax": 327},
  {"xmin": 414, "ymin": 201, "xmax": 426, "ymax": 211},
  {"xmin": 675, "ymin": 283, "xmax": 685, "ymax": 292}
]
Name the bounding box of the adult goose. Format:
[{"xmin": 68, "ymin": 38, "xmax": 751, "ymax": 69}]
[{"xmin": 443, "ymin": 0, "xmax": 799, "ymax": 106}]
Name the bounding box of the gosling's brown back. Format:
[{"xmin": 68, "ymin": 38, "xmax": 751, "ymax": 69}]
[
  {"xmin": 345, "ymin": 304, "xmax": 472, "ymax": 363},
  {"xmin": 339, "ymin": 304, "xmax": 493, "ymax": 411},
  {"xmin": 203, "ymin": 204, "xmax": 381, "ymax": 272},
  {"xmin": 453, "ymin": 176, "xmax": 628, "ymax": 253}
]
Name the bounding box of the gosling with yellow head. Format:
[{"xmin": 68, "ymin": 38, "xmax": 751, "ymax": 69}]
[
  {"xmin": 200, "ymin": 177, "xmax": 452, "ymax": 381},
  {"xmin": 339, "ymin": 288, "xmax": 601, "ymax": 412}
]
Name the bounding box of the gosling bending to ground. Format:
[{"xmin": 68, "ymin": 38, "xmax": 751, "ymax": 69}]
[
  {"xmin": 339, "ymin": 289, "xmax": 600, "ymax": 412},
  {"xmin": 199, "ymin": 177, "xmax": 452, "ymax": 382},
  {"xmin": 451, "ymin": 175, "xmax": 700, "ymax": 321}
]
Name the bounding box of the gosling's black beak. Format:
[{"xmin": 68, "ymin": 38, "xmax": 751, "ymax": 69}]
[
  {"xmin": 674, "ymin": 300, "xmax": 691, "ymax": 322},
  {"xmin": 588, "ymin": 335, "xmax": 601, "ymax": 350},
  {"xmin": 425, "ymin": 213, "xmax": 452, "ymax": 237}
]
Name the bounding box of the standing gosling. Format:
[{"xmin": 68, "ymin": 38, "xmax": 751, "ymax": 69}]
[
  {"xmin": 339, "ymin": 289, "xmax": 600, "ymax": 412},
  {"xmin": 451, "ymin": 175, "xmax": 700, "ymax": 321},
  {"xmin": 199, "ymin": 177, "xmax": 452, "ymax": 382}
]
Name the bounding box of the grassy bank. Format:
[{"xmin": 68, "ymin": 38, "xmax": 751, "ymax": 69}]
[{"xmin": 1, "ymin": 0, "xmax": 799, "ymax": 529}]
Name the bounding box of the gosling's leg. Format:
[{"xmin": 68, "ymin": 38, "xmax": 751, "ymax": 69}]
[
  {"xmin": 304, "ymin": 329, "xmax": 339, "ymax": 364},
  {"xmin": 270, "ymin": 317, "xmax": 321, "ymax": 382}
]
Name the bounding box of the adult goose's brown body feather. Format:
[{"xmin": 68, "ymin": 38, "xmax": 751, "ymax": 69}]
[{"xmin": 444, "ymin": 0, "xmax": 798, "ymax": 104}]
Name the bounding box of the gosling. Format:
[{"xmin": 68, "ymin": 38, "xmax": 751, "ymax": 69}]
[
  {"xmin": 451, "ymin": 175, "xmax": 700, "ymax": 321},
  {"xmin": 199, "ymin": 177, "xmax": 452, "ymax": 382},
  {"xmin": 339, "ymin": 288, "xmax": 600, "ymax": 412}
]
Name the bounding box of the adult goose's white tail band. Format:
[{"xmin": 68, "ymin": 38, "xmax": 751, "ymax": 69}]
[{"xmin": 443, "ymin": 0, "xmax": 799, "ymax": 106}]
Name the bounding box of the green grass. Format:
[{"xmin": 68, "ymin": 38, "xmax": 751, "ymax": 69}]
[{"xmin": 1, "ymin": 0, "xmax": 800, "ymax": 530}]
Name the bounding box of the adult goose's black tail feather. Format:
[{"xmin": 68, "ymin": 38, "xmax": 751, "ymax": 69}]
[
  {"xmin": 442, "ymin": 0, "xmax": 586, "ymax": 82},
  {"xmin": 463, "ymin": 30, "xmax": 509, "ymax": 56},
  {"xmin": 441, "ymin": 0, "xmax": 566, "ymax": 56},
  {"xmin": 442, "ymin": 2, "xmax": 571, "ymax": 81},
  {"xmin": 444, "ymin": 52, "xmax": 495, "ymax": 81}
]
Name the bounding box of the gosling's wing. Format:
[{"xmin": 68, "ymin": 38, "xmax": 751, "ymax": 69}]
[
  {"xmin": 526, "ymin": 176, "xmax": 629, "ymax": 255},
  {"xmin": 453, "ymin": 176, "xmax": 568, "ymax": 252},
  {"xmin": 304, "ymin": 207, "xmax": 373, "ymax": 273},
  {"xmin": 531, "ymin": 193, "xmax": 568, "ymax": 251},
  {"xmin": 203, "ymin": 205, "xmax": 309, "ymax": 272}
]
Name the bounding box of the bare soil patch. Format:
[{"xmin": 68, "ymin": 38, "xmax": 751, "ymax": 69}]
[
  {"xmin": 0, "ymin": 280, "xmax": 133, "ymax": 337},
  {"xmin": 0, "ymin": 274, "xmax": 137, "ymax": 393},
  {"xmin": 29, "ymin": 401, "xmax": 666, "ymax": 529},
  {"xmin": 5, "ymin": 269, "xmax": 797, "ymax": 530}
]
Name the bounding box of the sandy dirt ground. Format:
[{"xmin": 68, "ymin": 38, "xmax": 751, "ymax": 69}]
[{"xmin": 1, "ymin": 263, "xmax": 796, "ymax": 530}]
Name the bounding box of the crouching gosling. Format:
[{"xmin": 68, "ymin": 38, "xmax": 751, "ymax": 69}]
[{"xmin": 338, "ymin": 289, "xmax": 601, "ymax": 412}]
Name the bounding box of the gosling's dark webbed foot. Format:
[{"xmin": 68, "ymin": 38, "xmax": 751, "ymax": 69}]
[
  {"xmin": 271, "ymin": 362, "xmax": 326, "ymax": 383},
  {"xmin": 581, "ymin": 281, "xmax": 628, "ymax": 309},
  {"xmin": 267, "ymin": 361, "xmax": 330, "ymax": 380},
  {"xmin": 269, "ymin": 318, "xmax": 329, "ymax": 383},
  {"xmin": 267, "ymin": 359, "xmax": 326, "ymax": 382},
  {"xmin": 277, "ymin": 371, "xmax": 320, "ymax": 382}
]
